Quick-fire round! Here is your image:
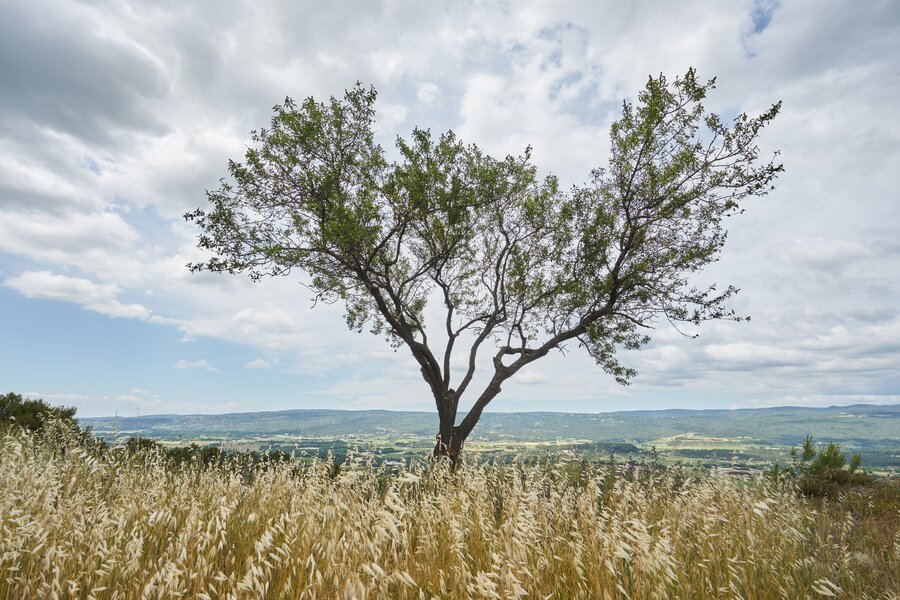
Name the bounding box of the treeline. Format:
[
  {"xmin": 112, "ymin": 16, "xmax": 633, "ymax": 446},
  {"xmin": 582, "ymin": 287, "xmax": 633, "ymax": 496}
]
[{"xmin": 121, "ymin": 436, "xmax": 293, "ymax": 469}]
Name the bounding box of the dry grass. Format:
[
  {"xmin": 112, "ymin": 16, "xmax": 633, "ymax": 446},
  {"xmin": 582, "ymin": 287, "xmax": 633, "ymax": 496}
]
[{"xmin": 1, "ymin": 423, "xmax": 897, "ymax": 599}]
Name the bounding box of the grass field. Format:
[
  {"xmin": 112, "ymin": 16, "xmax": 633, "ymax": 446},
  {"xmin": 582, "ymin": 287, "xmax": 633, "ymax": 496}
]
[{"xmin": 1, "ymin": 422, "xmax": 898, "ymax": 599}]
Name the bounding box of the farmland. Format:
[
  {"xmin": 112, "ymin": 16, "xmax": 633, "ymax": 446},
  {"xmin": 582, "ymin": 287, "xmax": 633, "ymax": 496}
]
[{"xmin": 81, "ymin": 403, "xmax": 900, "ymax": 475}]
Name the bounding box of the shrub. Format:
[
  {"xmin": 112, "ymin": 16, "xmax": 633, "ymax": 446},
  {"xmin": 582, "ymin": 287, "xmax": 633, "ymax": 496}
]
[
  {"xmin": 776, "ymin": 436, "xmax": 875, "ymax": 497},
  {"xmin": 0, "ymin": 392, "xmax": 77, "ymax": 433}
]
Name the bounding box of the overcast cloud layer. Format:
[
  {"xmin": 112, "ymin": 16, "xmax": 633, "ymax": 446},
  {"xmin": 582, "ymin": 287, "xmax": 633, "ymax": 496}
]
[{"xmin": 1, "ymin": 0, "xmax": 898, "ymax": 417}]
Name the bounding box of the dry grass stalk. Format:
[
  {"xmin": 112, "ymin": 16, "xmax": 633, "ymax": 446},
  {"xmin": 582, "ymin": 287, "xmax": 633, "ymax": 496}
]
[{"xmin": 1, "ymin": 423, "xmax": 897, "ymax": 599}]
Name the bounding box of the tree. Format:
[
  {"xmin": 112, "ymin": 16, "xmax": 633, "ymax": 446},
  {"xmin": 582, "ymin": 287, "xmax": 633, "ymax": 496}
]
[
  {"xmin": 186, "ymin": 69, "xmax": 782, "ymax": 461},
  {"xmin": 0, "ymin": 392, "xmax": 78, "ymax": 433},
  {"xmin": 780, "ymin": 436, "xmax": 872, "ymax": 497}
]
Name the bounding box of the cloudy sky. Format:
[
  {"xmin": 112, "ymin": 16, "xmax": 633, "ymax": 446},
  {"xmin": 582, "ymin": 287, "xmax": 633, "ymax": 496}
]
[{"xmin": 1, "ymin": 0, "xmax": 898, "ymax": 418}]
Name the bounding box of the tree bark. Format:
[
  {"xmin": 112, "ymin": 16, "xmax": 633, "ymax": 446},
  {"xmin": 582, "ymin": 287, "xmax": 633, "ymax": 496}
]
[
  {"xmin": 432, "ymin": 382, "xmax": 506, "ymax": 464},
  {"xmin": 432, "ymin": 424, "xmax": 465, "ymax": 463},
  {"xmin": 432, "ymin": 389, "xmax": 463, "ymax": 462}
]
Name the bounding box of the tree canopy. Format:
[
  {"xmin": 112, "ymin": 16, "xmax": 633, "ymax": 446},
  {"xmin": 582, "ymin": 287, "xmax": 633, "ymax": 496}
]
[
  {"xmin": 0, "ymin": 392, "xmax": 78, "ymax": 433},
  {"xmin": 187, "ymin": 69, "xmax": 782, "ymax": 459}
]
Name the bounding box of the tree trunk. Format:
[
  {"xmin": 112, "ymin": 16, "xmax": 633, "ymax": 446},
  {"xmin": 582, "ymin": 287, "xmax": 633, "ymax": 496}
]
[
  {"xmin": 433, "ymin": 390, "xmax": 464, "ymax": 463},
  {"xmin": 433, "ymin": 424, "xmax": 466, "ymax": 463},
  {"xmin": 431, "ymin": 382, "xmax": 504, "ymax": 465}
]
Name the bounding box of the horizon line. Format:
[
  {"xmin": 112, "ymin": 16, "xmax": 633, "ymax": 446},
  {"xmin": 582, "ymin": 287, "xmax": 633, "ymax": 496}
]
[{"xmin": 78, "ymin": 401, "xmax": 900, "ymax": 421}]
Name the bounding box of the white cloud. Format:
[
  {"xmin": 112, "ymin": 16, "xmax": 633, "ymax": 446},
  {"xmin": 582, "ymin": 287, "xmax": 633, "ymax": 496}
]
[
  {"xmin": 375, "ymin": 103, "xmax": 409, "ymax": 133},
  {"xmin": 703, "ymin": 342, "xmax": 806, "ymax": 369},
  {"xmin": 23, "ymin": 391, "xmax": 91, "ymax": 403},
  {"xmin": 244, "ymin": 358, "xmax": 272, "ymax": 370},
  {"xmin": 0, "ymin": 210, "xmax": 139, "ymax": 268},
  {"xmin": 175, "ymin": 359, "xmax": 218, "ymax": 372},
  {"xmin": 0, "ymin": 141, "xmax": 104, "ymax": 213},
  {"xmin": 22, "ymin": 389, "xmax": 170, "ymax": 417},
  {"xmin": 517, "ymin": 370, "xmax": 551, "ymax": 385},
  {"xmin": 1, "ymin": 0, "xmax": 899, "ymax": 415},
  {"xmin": 179, "ymin": 401, "xmax": 240, "ymax": 413},
  {"xmin": 5, "ymin": 271, "xmax": 151, "ymax": 320},
  {"xmin": 740, "ymin": 394, "xmax": 900, "ymax": 409},
  {"xmin": 416, "ymin": 82, "xmax": 440, "ymax": 106},
  {"xmin": 772, "ymin": 238, "xmax": 880, "ymax": 273},
  {"xmin": 114, "ymin": 394, "xmax": 160, "ymax": 406}
]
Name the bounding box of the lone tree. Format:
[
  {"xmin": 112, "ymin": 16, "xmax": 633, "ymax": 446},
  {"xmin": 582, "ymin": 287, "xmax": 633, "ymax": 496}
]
[{"xmin": 187, "ymin": 69, "xmax": 781, "ymax": 461}]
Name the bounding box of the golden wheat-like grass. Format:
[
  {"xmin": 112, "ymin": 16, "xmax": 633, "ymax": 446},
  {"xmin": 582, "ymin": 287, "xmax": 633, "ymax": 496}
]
[{"xmin": 1, "ymin": 424, "xmax": 897, "ymax": 599}]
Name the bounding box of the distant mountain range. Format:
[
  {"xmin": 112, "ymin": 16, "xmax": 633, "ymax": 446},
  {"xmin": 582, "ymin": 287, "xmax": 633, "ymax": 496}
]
[{"xmin": 81, "ymin": 403, "xmax": 900, "ymax": 446}]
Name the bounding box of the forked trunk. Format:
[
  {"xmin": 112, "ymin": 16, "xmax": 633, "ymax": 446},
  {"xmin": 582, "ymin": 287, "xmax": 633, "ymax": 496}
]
[
  {"xmin": 431, "ymin": 382, "xmax": 503, "ymax": 465},
  {"xmin": 433, "ymin": 424, "xmax": 466, "ymax": 464},
  {"xmin": 433, "ymin": 393, "xmax": 466, "ymax": 464}
]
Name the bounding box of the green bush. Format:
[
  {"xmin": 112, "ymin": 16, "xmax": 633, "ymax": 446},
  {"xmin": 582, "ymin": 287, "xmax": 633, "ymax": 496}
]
[
  {"xmin": 123, "ymin": 436, "xmax": 164, "ymax": 453},
  {"xmin": 776, "ymin": 436, "xmax": 874, "ymax": 497},
  {"xmin": 0, "ymin": 392, "xmax": 78, "ymax": 433},
  {"xmin": 122, "ymin": 437, "xmax": 294, "ymax": 475}
]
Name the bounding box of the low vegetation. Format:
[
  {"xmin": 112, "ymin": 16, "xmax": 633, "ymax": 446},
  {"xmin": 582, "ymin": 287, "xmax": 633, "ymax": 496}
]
[
  {"xmin": 769, "ymin": 436, "xmax": 876, "ymax": 498},
  {"xmin": 1, "ymin": 417, "xmax": 897, "ymax": 599},
  {"xmin": 122, "ymin": 436, "xmax": 293, "ymax": 472},
  {"xmin": 0, "ymin": 392, "xmax": 78, "ymax": 432},
  {"xmin": 80, "ymin": 404, "xmax": 900, "ymax": 475}
]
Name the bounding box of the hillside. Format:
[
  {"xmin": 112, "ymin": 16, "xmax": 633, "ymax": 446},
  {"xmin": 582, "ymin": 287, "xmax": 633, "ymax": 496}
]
[
  {"xmin": 82, "ymin": 403, "xmax": 900, "ymax": 444},
  {"xmin": 81, "ymin": 403, "xmax": 900, "ymax": 472}
]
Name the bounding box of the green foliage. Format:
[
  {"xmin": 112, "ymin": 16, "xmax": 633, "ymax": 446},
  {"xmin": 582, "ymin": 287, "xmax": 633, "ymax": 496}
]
[
  {"xmin": 773, "ymin": 436, "xmax": 875, "ymax": 497},
  {"xmin": 187, "ymin": 70, "xmax": 782, "ymax": 450},
  {"xmin": 0, "ymin": 392, "xmax": 78, "ymax": 433},
  {"xmin": 122, "ymin": 437, "xmax": 293, "ymax": 475},
  {"xmin": 123, "ymin": 436, "xmax": 162, "ymax": 452},
  {"xmin": 801, "ymin": 435, "xmax": 816, "ymax": 462},
  {"xmin": 809, "ymin": 441, "xmax": 845, "ymax": 474}
]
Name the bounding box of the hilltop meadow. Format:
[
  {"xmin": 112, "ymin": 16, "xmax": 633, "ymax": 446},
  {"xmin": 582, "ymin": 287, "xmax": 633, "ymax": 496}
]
[{"xmin": 1, "ymin": 396, "xmax": 898, "ymax": 599}]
